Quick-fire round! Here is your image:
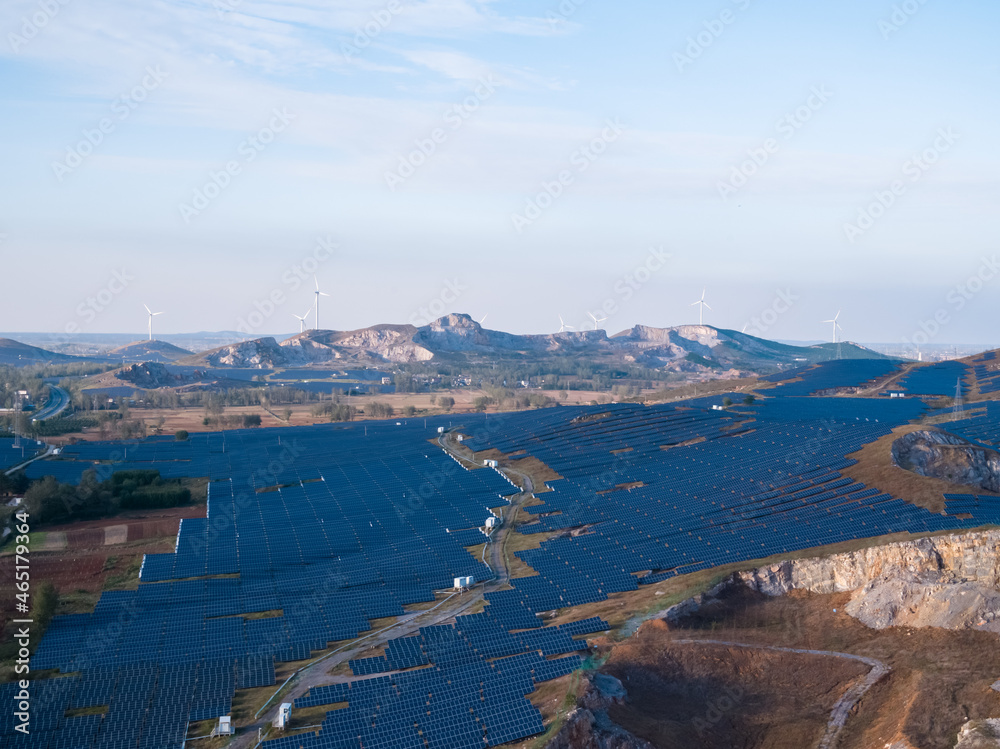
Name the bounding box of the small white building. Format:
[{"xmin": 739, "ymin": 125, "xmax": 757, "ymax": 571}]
[
  {"xmin": 437, "ymin": 426, "xmax": 446, "ymax": 434},
  {"xmin": 213, "ymin": 716, "xmax": 234, "ymax": 736},
  {"xmin": 484, "ymin": 516, "xmax": 499, "ymax": 529},
  {"xmin": 483, "ymin": 459, "xmax": 499, "ymax": 468},
  {"xmin": 274, "ymin": 703, "xmax": 292, "ymax": 730},
  {"xmin": 454, "ymin": 576, "xmax": 474, "ymax": 590}
]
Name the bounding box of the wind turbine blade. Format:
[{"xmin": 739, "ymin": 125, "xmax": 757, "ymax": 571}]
[
  {"xmin": 703, "ymin": 303, "xmax": 712, "ymax": 311},
  {"xmin": 319, "ymin": 292, "xmax": 331, "ymax": 297},
  {"xmin": 314, "ymin": 277, "xmax": 320, "ymax": 291},
  {"xmin": 144, "ymin": 304, "xmax": 152, "ymax": 315}
]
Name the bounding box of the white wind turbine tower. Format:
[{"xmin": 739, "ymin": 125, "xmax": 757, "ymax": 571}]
[
  {"xmin": 144, "ymin": 304, "xmax": 164, "ymax": 341},
  {"xmin": 292, "ymin": 308, "xmax": 312, "ymax": 333},
  {"xmin": 588, "ymin": 311, "xmax": 607, "ymax": 330},
  {"xmin": 691, "ymin": 288, "xmax": 711, "ymax": 326},
  {"xmin": 821, "ymin": 311, "xmax": 842, "ymax": 344},
  {"xmin": 313, "ymin": 277, "xmax": 330, "ymax": 330},
  {"xmin": 558, "ymin": 315, "xmax": 574, "ymax": 333}
]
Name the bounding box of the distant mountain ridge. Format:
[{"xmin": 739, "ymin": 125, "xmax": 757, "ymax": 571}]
[
  {"xmin": 0, "ymin": 338, "xmax": 78, "ymax": 366},
  {"xmin": 179, "ymin": 313, "xmax": 894, "ymax": 374}
]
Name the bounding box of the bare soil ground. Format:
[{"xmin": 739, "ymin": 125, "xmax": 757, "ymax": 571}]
[{"xmin": 602, "ymin": 586, "xmax": 1000, "ymax": 749}]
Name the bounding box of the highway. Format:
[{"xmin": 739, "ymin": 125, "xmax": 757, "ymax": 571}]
[{"xmin": 31, "ymin": 384, "xmax": 70, "ymax": 421}]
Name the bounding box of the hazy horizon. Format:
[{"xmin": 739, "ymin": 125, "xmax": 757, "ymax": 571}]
[{"xmin": 3, "ymin": 0, "xmax": 998, "ymax": 345}]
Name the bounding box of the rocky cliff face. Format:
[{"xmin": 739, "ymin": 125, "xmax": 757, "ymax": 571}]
[
  {"xmin": 892, "ymin": 429, "xmax": 1000, "ymax": 493},
  {"xmin": 956, "ymin": 719, "xmax": 1000, "ymax": 748},
  {"xmin": 545, "ymin": 674, "xmax": 653, "ymax": 749},
  {"xmin": 729, "ymin": 530, "xmax": 1000, "ymax": 633}
]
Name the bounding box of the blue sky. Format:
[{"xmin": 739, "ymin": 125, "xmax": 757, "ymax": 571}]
[{"xmin": 1, "ymin": 0, "xmax": 998, "ymax": 346}]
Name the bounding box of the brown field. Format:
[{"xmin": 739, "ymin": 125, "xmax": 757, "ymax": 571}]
[
  {"xmin": 605, "ymin": 586, "xmax": 1000, "ymax": 749},
  {"xmin": 48, "ymin": 388, "xmax": 619, "ymax": 443}
]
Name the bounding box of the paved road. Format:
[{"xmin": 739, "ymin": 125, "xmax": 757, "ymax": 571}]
[
  {"xmin": 671, "ymin": 639, "xmax": 889, "ymax": 749},
  {"xmin": 31, "ymin": 385, "xmax": 70, "ymax": 421}
]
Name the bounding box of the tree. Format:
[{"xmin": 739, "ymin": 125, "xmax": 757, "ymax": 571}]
[
  {"xmin": 439, "ymin": 396, "xmax": 455, "ymax": 412},
  {"xmin": 723, "ymin": 397, "xmax": 733, "ymax": 407},
  {"xmin": 743, "ymin": 395, "xmax": 756, "ymax": 405},
  {"xmin": 175, "ymin": 430, "xmax": 189, "ymax": 441},
  {"xmin": 242, "ymin": 414, "xmax": 262, "ymax": 428},
  {"xmin": 366, "ymin": 402, "xmax": 394, "ymax": 419},
  {"xmin": 402, "ymin": 405, "xmax": 416, "ymax": 417}
]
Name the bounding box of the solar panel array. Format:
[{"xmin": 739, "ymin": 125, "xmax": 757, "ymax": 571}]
[
  {"xmin": 15, "ymin": 417, "xmax": 601, "ymax": 748},
  {"xmin": 897, "ymin": 360, "xmax": 970, "ymax": 395},
  {"xmin": 0, "ymin": 436, "xmax": 44, "ymax": 471},
  {"xmin": 13, "ymin": 372, "xmax": 1000, "ymax": 748},
  {"xmin": 463, "ymin": 398, "xmax": 1000, "ymax": 617},
  {"xmin": 765, "ymin": 359, "xmax": 901, "ymax": 396},
  {"xmin": 972, "ymin": 352, "xmax": 1000, "ymax": 395},
  {"xmin": 936, "ymin": 401, "xmax": 1000, "ymax": 448}
]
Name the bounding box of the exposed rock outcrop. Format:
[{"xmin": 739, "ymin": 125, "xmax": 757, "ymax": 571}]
[
  {"xmin": 665, "ymin": 530, "xmax": 1000, "ymax": 634},
  {"xmin": 892, "ymin": 429, "xmax": 1000, "ymax": 493},
  {"xmin": 545, "ymin": 674, "xmax": 653, "ymax": 749},
  {"xmin": 956, "ymin": 719, "xmax": 1000, "ymax": 748}
]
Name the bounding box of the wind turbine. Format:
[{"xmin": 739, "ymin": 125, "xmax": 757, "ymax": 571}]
[
  {"xmin": 821, "ymin": 311, "xmax": 842, "ymax": 344},
  {"xmin": 144, "ymin": 304, "xmax": 164, "ymax": 341},
  {"xmin": 313, "ymin": 277, "xmax": 330, "ymax": 330},
  {"xmin": 292, "ymin": 308, "xmax": 312, "ymax": 333},
  {"xmin": 558, "ymin": 315, "xmax": 574, "ymax": 333},
  {"xmin": 691, "ymin": 288, "xmax": 711, "ymax": 326},
  {"xmin": 588, "ymin": 311, "xmax": 607, "ymax": 331}
]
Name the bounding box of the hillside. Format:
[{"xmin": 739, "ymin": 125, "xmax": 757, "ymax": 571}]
[
  {"xmin": 0, "ymin": 338, "xmax": 79, "ymax": 366},
  {"xmin": 108, "ymin": 339, "xmax": 192, "ymax": 363},
  {"xmin": 180, "ymin": 314, "xmax": 892, "ymax": 374}
]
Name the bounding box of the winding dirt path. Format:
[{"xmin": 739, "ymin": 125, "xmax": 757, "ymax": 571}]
[{"xmin": 671, "ymin": 638, "xmax": 890, "ymax": 749}]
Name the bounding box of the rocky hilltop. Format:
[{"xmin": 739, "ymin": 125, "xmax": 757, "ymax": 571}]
[
  {"xmin": 180, "ymin": 313, "xmax": 888, "ymax": 371},
  {"xmin": 893, "ymin": 429, "xmax": 1000, "ymax": 493}
]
